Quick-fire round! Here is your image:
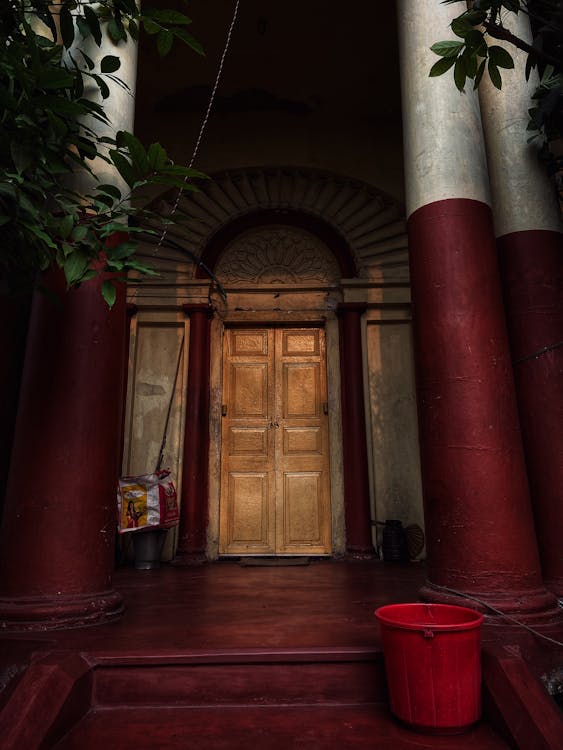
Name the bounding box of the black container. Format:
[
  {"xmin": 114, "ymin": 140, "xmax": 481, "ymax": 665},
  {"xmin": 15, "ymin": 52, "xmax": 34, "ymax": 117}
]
[
  {"xmin": 382, "ymin": 519, "xmax": 409, "ymax": 562},
  {"xmin": 132, "ymin": 528, "xmax": 167, "ymax": 569}
]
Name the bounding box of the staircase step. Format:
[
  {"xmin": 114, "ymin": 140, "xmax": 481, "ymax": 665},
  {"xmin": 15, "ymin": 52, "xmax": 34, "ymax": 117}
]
[
  {"xmin": 91, "ymin": 647, "xmax": 386, "ymax": 707},
  {"xmin": 53, "ymin": 704, "xmax": 510, "ymax": 750}
]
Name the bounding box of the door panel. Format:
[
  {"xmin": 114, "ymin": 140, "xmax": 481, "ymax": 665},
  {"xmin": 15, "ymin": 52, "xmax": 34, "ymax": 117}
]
[
  {"xmin": 283, "ymin": 364, "xmax": 321, "ymax": 418},
  {"xmin": 228, "ymin": 472, "xmax": 271, "ymax": 548},
  {"xmin": 283, "ymin": 472, "xmax": 322, "ymax": 544},
  {"xmin": 230, "ymin": 364, "xmax": 269, "ymax": 417},
  {"xmin": 220, "ymin": 327, "xmax": 331, "ymax": 555}
]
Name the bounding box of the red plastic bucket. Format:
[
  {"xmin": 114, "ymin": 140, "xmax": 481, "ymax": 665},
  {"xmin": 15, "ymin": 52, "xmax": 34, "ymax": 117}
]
[{"xmin": 375, "ymin": 603, "xmax": 484, "ymax": 734}]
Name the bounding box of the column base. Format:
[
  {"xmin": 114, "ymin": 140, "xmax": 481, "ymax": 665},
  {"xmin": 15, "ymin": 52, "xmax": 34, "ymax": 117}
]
[
  {"xmin": 0, "ymin": 589, "xmax": 124, "ymax": 632},
  {"xmin": 545, "ymin": 576, "xmax": 563, "ymax": 600},
  {"xmin": 171, "ymin": 551, "xmax": 207, "ymax": 566},
  {"xmin": 420, "ymin": 581, "xmax": 563, "ymax": 627}
]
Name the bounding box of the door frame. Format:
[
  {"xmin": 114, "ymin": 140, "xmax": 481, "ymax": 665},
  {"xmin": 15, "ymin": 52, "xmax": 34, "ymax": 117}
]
[{"xmin": 207, "ymin": 314, "xmax": 346, "ymax": 559}]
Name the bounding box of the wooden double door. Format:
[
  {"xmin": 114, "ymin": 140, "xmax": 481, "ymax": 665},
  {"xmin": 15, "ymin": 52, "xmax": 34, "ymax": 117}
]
[{"xmin": 219, "ymin": 327, "xmax": 332, "ymax": 555}]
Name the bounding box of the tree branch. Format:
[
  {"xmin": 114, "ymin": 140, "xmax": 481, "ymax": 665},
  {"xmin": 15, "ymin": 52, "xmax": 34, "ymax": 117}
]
[{"xmin": 484, "ymin": 20, "xmax": 561, "ymax": 69}]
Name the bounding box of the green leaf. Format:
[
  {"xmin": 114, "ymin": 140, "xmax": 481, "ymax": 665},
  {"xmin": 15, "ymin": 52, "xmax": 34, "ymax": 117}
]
[
  {"xmin": 10, "ymin": 143, "xmax": 34, "ymax": 174},
  {"xmin": 76, "ymin": 16, "xmax": 91, "ymax": 41},
  {"xmin": 106, "ymin": 259, "xmax": 124, "ymax": 270},
  {"xmin": 96, "ymin": 184, "xmax": 122, "ymax": 200},
  {"xmin": 59, "ymin": 6, "xmax": 75, "ymax": 49},
  {"xmin": 59, "ymin": 214, "xmax": 74, "ymax": 239},
  {"xmin": 157, "ymin": 30, "xmax": 174, "ymax": 56},
  {"xmin": 488, "ymin": 61, "xmax": 502, "ymax": 89},
  {"xmin": 463, "ymin": 50, "xmax": 478, "ymax": 78},
  {"xmin": 92, "ymin": 74, "xmax": 110, "ymax": 100},
  {"xmin": 108, "ymin": 18, "xmax": 127, "ymax": 43},
  {"xmin": 71, "ymin": 224, "xmax": 88, "ymax": 242},
  {"xmin": 147, "ymin": 9, "xmax": 193, "ymax": 25},
  {"xmin": 22, "ymin": 222, "xmax": 57, "ymax": 249},
  {"xmin": 502, "ymin": 0, "xmax": 520, "ymax": 11},
  {"xmin": 464, "ymin": 29, "xmax": 487, "ymax": 56},
  {"xmin": 118, "ymin": 131, "xmax": 149, "ymax": 173},
  {"xmin": 64, "ymin": 251, "xmax": 90, "ymax": 285},
  {"xmin": 0, "ymin": 184, "xmax": 17, "ymax": 201},
  {"xmin": 430, "ymin": 40, "xmax": 464, "ymax": 58},
  {"xmin": 429, "ymin": 56, "xmax": 457, "ymax": 77},
  {"xmin": 540, "ymin": 65, "xmax": 555, "ymax": 86},
  {"xmin": 125, "ymin": 260, "xmax": 159, "ymax": 275},
  {"xmin": 101, "ymin": 55, "xmax": 121, "ymax": 74},
  {"xmin": 109, "ymin": 241, "xmax": 137, "ymax": 259},
  {"xmin": 171, "ymin": 27, "xmax": 204, "ymax": 55},
  {"xmin": 158, "ymin": 165, "xmax": 207, "ymax": 179},
  {"xmin": 109, "ymin": 151, "xmax": 136, "ymax": 186},
  {"xmin": 451, "ymin": 17, "xmax": 474, "ymax": 38},
  {"xmin": 143, "ymin": 19, "xmax": 161, "ymax": 35},
  {"xmin": 128, "ymin": 19, "xmax": 139, "ymax": 40},
  {"xmin": 464, "ymin": 9, "xmax": 487, "ymax": 26},
  {"xmin": 37, "ymin": 68, "xmax": 75, "ymax": 89},
  {"xmin": 100, "ymin": 221, "xmax": 133, "ymax": 235},
  {"xmin": 101, "ymin": 280, "xmax": 117, "ymax": 307},
  {"xmin": 454, "ymin": 57, "xmax": 467, "ymax": 91},
  {"xmin": 488, "ymin": 46, "xmax": 514, "ymax": 70},
  {"xmin": 84, "ymin": 5, "xmax": 102, "ymax": 46},
  {"xmin": 147, "ymin": 142, "xmax": 168, "ymax": 170}
]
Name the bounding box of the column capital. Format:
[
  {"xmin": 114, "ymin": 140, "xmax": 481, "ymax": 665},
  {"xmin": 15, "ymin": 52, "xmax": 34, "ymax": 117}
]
[
  {"xmin": 182, "ymin": 303, "xmax": 214, "ymax": 319},
  {"xmin": 336, "ymin": 302, "xmax": 368, "ymax": 317}
]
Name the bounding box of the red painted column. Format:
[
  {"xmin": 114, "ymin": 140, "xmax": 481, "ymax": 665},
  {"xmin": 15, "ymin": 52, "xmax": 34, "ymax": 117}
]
[
  {"xmin": 173, "ymin": 304, "xmax": 212, "ymax": 565},
  {"xmin": 0, "ymin": 292, "xmax": 31, "ymax": 511},
  {"xmin": 398, "ymin": 0, "xmax": 559, "ymax": 622},
  {"xmin": 497, "ymin": 232, "xmax": 563, "ymax": 595},
  {"xmin": 477, "ymin": 11, "xmax": 563, "ymax": 596},
  {"xmin": 408, "ymin": 200, "xmax": 557, "ymax": 620},
  {"xmin": 0, "ymin": 268, "xmax": 126, "ymax": 630},
  {"xmin": 337, "ymin": 303, "xmax": 375, "ymax": 557}
]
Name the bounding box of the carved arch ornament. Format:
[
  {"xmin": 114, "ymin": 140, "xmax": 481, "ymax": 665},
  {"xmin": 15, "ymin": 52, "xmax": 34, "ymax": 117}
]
[
  {"xmin": 136, "ymin": 167, "xmax": 409, "ymax": 289},
  {"xmin": 215, "ymin": 225, "xmax": 341, "ymax": 286}
]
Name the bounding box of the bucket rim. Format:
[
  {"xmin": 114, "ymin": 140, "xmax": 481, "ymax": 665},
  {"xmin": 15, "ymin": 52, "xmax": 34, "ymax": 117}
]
[{"xmin": 375, "ymin": 602, "xmax": 484, "ymax": 631}]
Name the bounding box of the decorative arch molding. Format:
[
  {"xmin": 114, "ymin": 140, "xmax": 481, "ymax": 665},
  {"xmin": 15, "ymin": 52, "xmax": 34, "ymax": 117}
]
[
  {"xmin": 214, "ymin": 222, "xmax": 343, "ymax": 286},
  {"xmin": 139, "ymin": 167, "xmax": 409, "ymax": 286}
]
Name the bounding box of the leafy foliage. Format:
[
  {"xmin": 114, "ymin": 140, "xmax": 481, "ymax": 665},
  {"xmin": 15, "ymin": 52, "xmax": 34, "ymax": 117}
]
[
  {"xmin": 430, "ymin": 1, "xmax": 562, "ymax": 146},
  {"xmin": 0, "ymin": 1, "xmax": 206, "ymax": 303}
]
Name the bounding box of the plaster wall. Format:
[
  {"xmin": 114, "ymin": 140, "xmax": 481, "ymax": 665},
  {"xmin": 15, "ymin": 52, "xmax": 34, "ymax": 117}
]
[{"xmin": 122, "ymin": 312, "xmax": 188, "ymax": 559}]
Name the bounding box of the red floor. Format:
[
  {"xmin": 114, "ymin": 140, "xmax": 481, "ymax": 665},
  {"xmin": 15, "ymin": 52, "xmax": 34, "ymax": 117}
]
[{"xmin": 1, "ymin": 559, "xmax": 561, "ymax": 749}]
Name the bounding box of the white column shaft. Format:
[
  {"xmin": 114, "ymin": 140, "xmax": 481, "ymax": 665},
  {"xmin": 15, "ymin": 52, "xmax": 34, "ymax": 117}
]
[
  {"xmin": 478, "ymin": 12, "xmax": 561, "ymax": 235},
  {"xmin": 397, "ymin": 0, "xmax": 491, "ymax": 217},
  {"xmin": 65, "ymin": 18, "xmax": 138, "ymax": 197}
]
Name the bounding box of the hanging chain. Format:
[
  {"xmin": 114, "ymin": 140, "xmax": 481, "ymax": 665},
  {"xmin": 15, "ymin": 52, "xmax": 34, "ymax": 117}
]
[{"xmin": 153, "ymin": 0, "xmax": 241, "ymax": 256}]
